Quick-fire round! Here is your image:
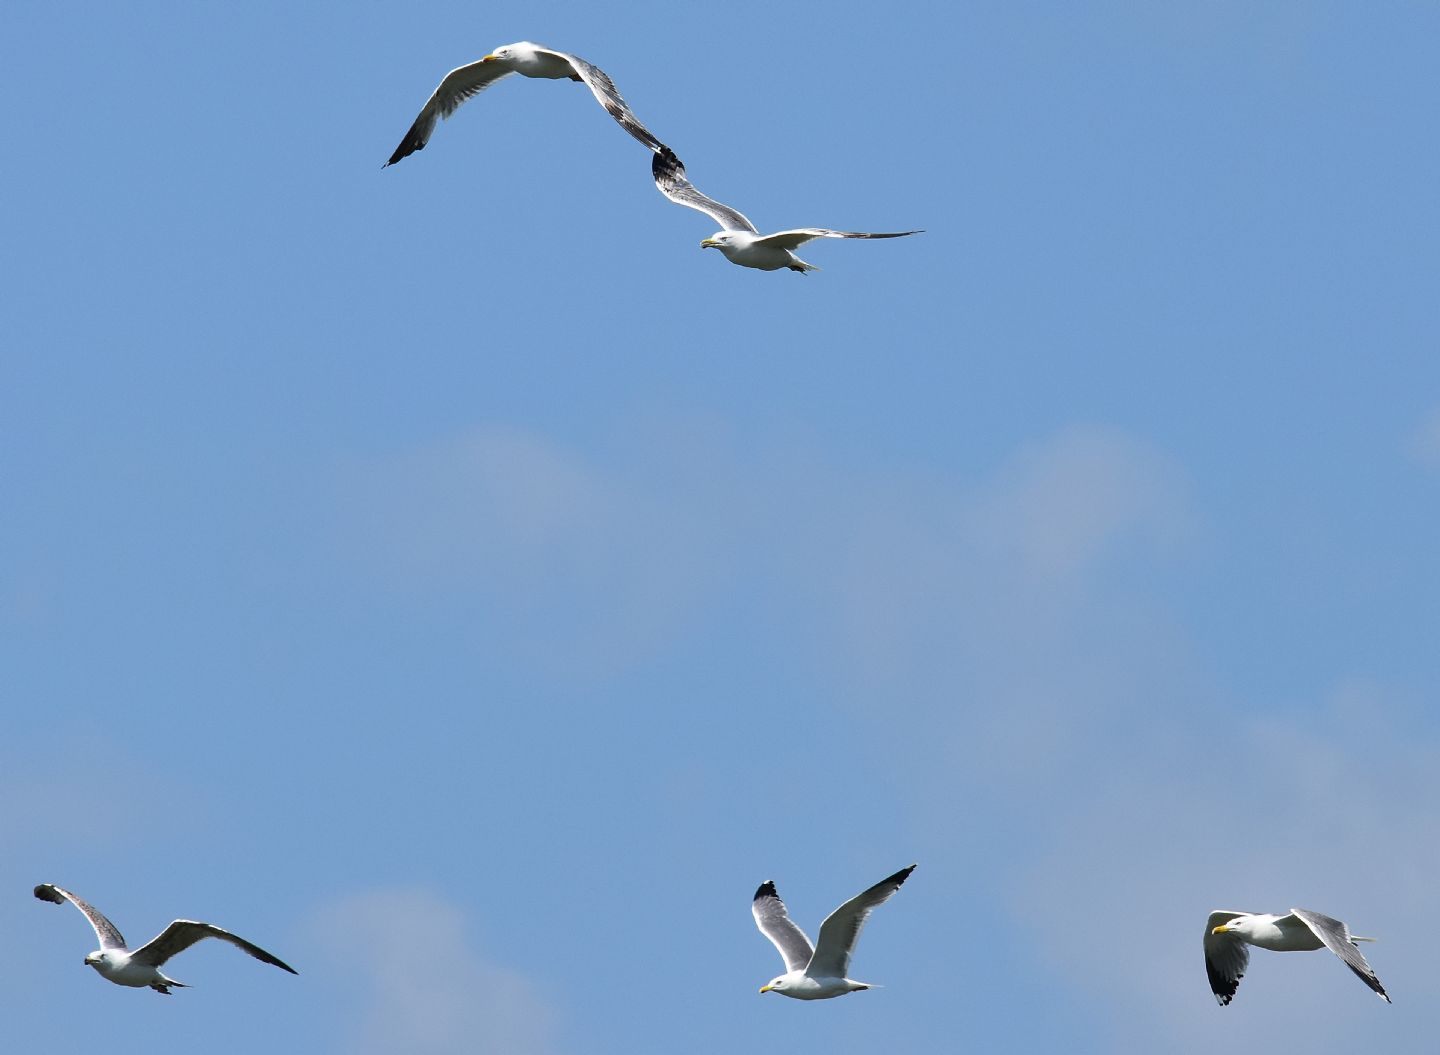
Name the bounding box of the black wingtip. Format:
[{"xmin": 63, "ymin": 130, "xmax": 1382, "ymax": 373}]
[
  {"xmin": 652, "ymin": 144, "xmax": 683, "ymax": 180},
  {"xmin": 383, "ymin": 140, "xmax": 422, "ymax": 169},
  {"xmin": 754, "ymin": 880, "xmax": 778, "ymax": 901},
  {"xmin": 1206, "ymin": 956, "xmax": 1239, "ymax": 1006},
  {"xmin": 891, "ymin": 864, "xmax": 917, "ymax": 886},
  {"xmin": 34, "ymin": 884, "xmax": 64, "ymax": 904}
]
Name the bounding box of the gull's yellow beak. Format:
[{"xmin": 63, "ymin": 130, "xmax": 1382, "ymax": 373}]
[
  {"xmin": 700, "ymin": 238, "xmax": 719, "ymax": 249},
  {"xmin": 1212, "ymin": 925, "xmax": 1231, "ymax": 935},
  {"xmin": 759, "ymin": 984, "xmax": 774, "ymax": 994},
  {"xmin": 481, "ymin": 53, "xmax": 499, "ymax": 62}
]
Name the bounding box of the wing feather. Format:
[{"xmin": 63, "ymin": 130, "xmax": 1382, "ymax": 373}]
[
  {"xmin": 1203, "ymin": 910, "xmax": 1253, "ymax": 1005},
  {"xmin": 807, "ymin": 864, "xmax": 915, "ymax": 980},
  {"xmin": 752, "ymin": 881, "xmax": 815, "ymax": 973},
  {"xmin": 536, "ymin": 48, "xmax": 664, "ymax": 152},
  {"xmin": 652, "ymin": 147, "xmax": 758, "ymax": 233},
  {"xmin": 384, "ymin": 60, "xmax": 515, "ymax": 167},
  {"xmin": 753, "ymin": 228, "xmax": 924, "ymax": 250},
  {"xmin": 130, "ymin": 920, "xmax": 298, "ymax": 974},
  {"xmin": 1288, "ymin": 908, "xmax": 1390, "ymax": 1002},
  {"xmin": 34, "ymin": 884, "xmax": 127, "ymax": 950}
]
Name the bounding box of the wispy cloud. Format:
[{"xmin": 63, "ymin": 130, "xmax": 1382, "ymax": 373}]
[
  {"xmin": 308, "ymin": 888, "xmax": 557, "ymax": 1055},
  {"xmin": 342, "ymin": 423, "xmax": 725, "ymax": 676},
  {"xmin": 341, "ymin": 421, "xmax": 1193, "ymax": 691}
]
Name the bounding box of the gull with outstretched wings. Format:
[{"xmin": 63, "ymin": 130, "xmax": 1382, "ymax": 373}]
[{"xmin": 35, "ymin": 883, "xmax": 297, "ymax": 994}]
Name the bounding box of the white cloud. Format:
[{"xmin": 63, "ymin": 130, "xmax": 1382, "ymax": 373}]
[{"xmin": 309, "ymin": 889, "xmax": 557, "ymax": 1055}]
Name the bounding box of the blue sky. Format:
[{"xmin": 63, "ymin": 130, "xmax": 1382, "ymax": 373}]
[{"xmin": 4, "ymin": 1, "xmax": 1439, "ymax": 1052}]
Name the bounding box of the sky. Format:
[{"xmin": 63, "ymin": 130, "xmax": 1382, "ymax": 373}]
[{"xmin": 3, "ymin": 1, "xmax": 1439, "ymax": 1052}]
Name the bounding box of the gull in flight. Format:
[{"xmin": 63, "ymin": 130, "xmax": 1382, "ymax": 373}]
[
  {"xmin": 753, "ymin": 864, "xmax": 915, "ymax": 999},
  {"xmin": 384, "ymin": 41, "xmax": 663, "ymax": 167},
  {"xmin": 652, "ymin": 146, "xmax": 922, "ymax": 273},
  {"xmin": 1205, "ymin": 908, "xmax": 1390, "ymax": 1005},
  {"xmin": 35, "ymin": 883, "xmax": 298, "ymax": 994}
]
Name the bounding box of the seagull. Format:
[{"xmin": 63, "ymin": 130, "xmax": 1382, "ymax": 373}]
[
  {"xmin": 34, "ymin": 883, "xmax": 298, "ymax": 994},
  {"xmin": 1205, "ymin": 908, "xmax": 1390, "ymax": 1005},
  {"xmin": 652, "ymin": 146, "xmax": 922, "ymax": 273},
  {"xmin": 753, "ymin": 864, "xmax": 915, "ymax": 999},
  {"xmin": 384, "ymin": 42, "xmax": 664, "ymax": 167}
]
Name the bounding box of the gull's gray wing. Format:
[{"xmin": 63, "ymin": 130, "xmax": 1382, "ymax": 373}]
[
  {"xmin": 807, "ymin": 864, "xmax": 915, "ymax": 980},
  {"xmin": 130, "ymin": 920, "xmax": 298, "ymax": 975},
  {"xmin": 1287, "ymin": 908, "xmax": 1390, "ymax": 1003},
  {"xmin": 752, "ymin": 881, "xmax": 814, "ymax": 973},
  {"xmin": 34, "ymin": 884, "xmax": 128, "ymax": 950},
  {"xmin": 384, "ymin": 59, "xmax": 517, "ymax": 167},
  {"xmin": 1203, "ymin": 910, "xmax": 1253, "ymax": 1006},
  {"xmin": 652, "ymin": 147, "xmax": 758, "ymax": 233},
  {"xmin": 753, "ymin": 228, "xmax": 924, "ymax": 250},
  {"xmin": 533, "ymin": 47, "xmax": 664, "ymax": 152}
]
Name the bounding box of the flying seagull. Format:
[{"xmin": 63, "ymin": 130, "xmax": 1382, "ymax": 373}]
[
  {"xmin": 384, "ymin": 42, "xmax": 664, "ymax": 167},
  {"xmin": 34, "ymin": 883, "xmax": 297, "ymax": 994},
  {"xmin": 1205, "ymin": 908, "xmax": 1390, "ymax": 1005},
  {"xmin": 652, "ymin": 146, "xmax": 922, "ymax": 273},
  {"xmin": 753, "ymin": 864, "xmax": 915, "ymax": 999}
]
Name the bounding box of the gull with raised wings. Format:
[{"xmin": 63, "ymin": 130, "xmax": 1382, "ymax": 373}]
[{"xmin": 753, "ymin": 864, "xmax": 915, "ymax": 999}]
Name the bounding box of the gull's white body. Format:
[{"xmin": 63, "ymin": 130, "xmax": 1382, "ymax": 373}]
[
  {"xmin": 1205, "ymin": 908, "xmax": 1389, "ymax": 1005},
  {"xmin": 753, "ymin": 864, "xmax": 915, "ymax": 1000},
  {"xmin": 83, "ymin": 948, "xmax": 185, "ymax": 991},
  {"xmin": 760, "ymin": 971, "xmax": 870, "ymax": 1000},
  {"xmin": 699, "ymin": 232, "xmax": 828, "ymax": 274}
]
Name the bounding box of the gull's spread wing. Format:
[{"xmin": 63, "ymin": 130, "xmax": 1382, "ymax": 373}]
[
  {"xmin": 130, "ymin": 920, "xmax": 298, "ymax": 974},
  {"xmin": 752, "ymin": 881, "xmax": 815, "ymax": 973},
  {"xmin": 34, "ymin": 884, "xmax": 127, "ymax": 950},
  {"xmin": 1288, "ymin": 908, "xmax": 1389, "ymax": 1003},
  {"xmin": 807, "ymin": 864, "xmax": 915, "ymax": 980},
  {"xmin": 652, "ymin": 146, "xmax": 758, "ymax": 233},
  {"xmin": 753, "ymin": 228, "xmax": 923, "ymax": 250},
  {"xmin": 384, "ymin": 59, "xmax": 516, "ymax": 167}
]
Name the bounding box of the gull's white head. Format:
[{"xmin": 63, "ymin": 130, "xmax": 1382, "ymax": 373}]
[
  {"xmin": 1212, "ymin": 918, "xmax": 1249, "ymax": 937},
  {"xmin": 482, "ymin": 42, "xmax": 535, "ymax": 63},
  {"xmin": 700, "ymin": 233, "xmax": 738, "ymax": 251},
  {"xmin": 84, "ymin": 950, "xmax": 109, "ymax": 969},
  {"xmin": 759, "ymin": 975, "xmax": 789, "ymax": 995}
]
